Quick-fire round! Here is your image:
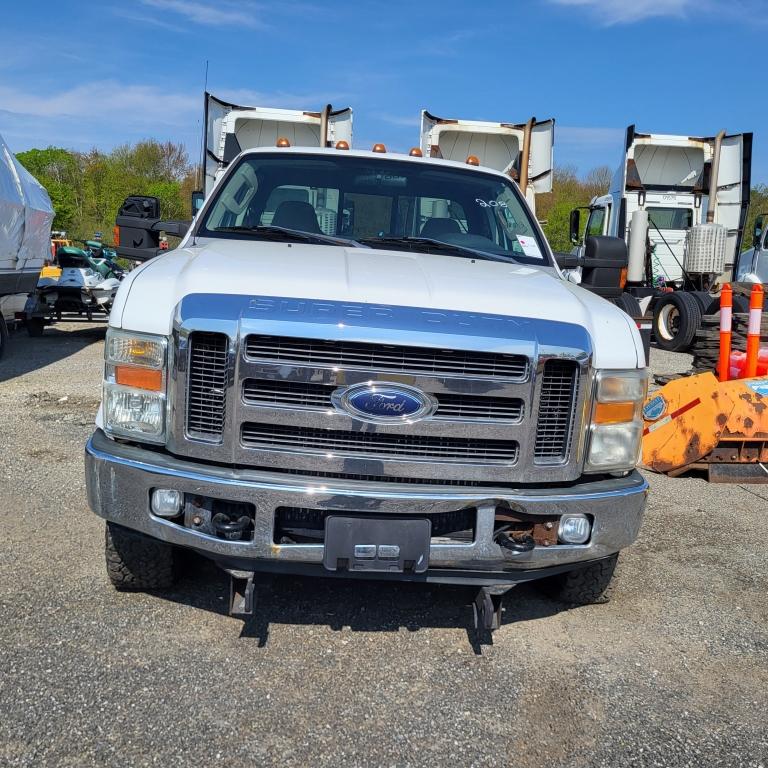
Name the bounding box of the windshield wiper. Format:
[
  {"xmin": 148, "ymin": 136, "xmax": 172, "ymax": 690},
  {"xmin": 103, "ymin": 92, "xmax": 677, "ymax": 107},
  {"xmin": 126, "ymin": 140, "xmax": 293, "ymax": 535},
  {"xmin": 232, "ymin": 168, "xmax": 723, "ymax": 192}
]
[
  {"xmin": 359, "ymin": 236, "xmax": 512, "ymax": 263},
  {"xmin": 213, "ymin": 225, "xmax": 366, "ymax": 248}
]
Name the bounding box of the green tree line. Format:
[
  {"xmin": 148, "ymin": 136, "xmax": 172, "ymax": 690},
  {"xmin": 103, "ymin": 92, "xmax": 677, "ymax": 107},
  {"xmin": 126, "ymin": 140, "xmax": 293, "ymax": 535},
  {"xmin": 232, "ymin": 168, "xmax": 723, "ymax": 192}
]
[
  {"xmin": 15, "ymin": 140, "xmax": 198, "ymax": 242},
  {"xmin": 14, "ymin": 142, "xmax": 768, "ymax": 253}
]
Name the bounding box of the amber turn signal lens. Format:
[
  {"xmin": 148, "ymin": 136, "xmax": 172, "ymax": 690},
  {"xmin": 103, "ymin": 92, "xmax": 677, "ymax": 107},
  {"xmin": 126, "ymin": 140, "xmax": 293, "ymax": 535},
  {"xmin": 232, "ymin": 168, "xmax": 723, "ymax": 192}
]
[
  {"xmin": 619, "ymin": 268, "xmax": 628, "ymax": 289},
  {"xmin": 112, "ymin": 226, "xmax": 120, "ymax": 247},
  {"xmin": 115, "ymin": 365, "xmax": 163, "ymax": 392},
  {"xmin": 593, "ymin": 401, "xmax": 636, "ymax": 425}
]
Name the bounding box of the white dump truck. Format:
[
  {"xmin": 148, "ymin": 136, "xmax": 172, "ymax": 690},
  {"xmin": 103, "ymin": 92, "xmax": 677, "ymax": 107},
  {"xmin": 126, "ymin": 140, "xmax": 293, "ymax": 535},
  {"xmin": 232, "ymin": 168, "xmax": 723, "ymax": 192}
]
[
  {"xmin": 568, "ymin": 126, "xmax": 752, "ymax": 351},
  {"xmin": 86, "ymin": 106, "xmax": 648, "ymax": 630},
  {"xmin": 0, "ymin": 132, "xmax": 54, "ymax": 357}
]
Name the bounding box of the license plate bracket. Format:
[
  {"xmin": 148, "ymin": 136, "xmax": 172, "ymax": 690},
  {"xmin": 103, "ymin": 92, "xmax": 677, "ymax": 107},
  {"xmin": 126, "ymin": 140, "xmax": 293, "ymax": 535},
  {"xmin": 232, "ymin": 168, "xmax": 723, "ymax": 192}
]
[{"xmin": 323, "ymin": 516, "xmax": 431, "ymax": 573}]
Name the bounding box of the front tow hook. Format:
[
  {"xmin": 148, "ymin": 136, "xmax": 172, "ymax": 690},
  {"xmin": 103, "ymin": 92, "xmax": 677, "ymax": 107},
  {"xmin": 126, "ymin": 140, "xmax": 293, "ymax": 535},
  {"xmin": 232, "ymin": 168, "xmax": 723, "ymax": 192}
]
[{"xmin": 497, "ymin": 532, "xmax": 536, "ymax": 554}]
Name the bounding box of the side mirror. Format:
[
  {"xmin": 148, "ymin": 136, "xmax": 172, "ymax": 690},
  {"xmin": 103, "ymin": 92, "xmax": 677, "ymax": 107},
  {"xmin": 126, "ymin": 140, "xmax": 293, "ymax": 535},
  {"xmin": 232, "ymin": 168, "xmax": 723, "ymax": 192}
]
[
  {"xmin": 754, "ymin": 214, "xmax": 764, "ymax": 248},
  {"xmin": 578, "ymin": 236, "xmax": 628, "ymax": 299},
  {"xmin": 583, "ymin": 235, "xmax": 628, "ymax": 267},
  {"xmin": 192, "ymin": 191, "xmax": 205, "ymax": 215},
  {"xmin": 114, "ymin": 195, "xmax": 190, "ymax": 262},
  {"xmin": 569, "ymin": 209, "xmax": 581, "ymax": 246}
]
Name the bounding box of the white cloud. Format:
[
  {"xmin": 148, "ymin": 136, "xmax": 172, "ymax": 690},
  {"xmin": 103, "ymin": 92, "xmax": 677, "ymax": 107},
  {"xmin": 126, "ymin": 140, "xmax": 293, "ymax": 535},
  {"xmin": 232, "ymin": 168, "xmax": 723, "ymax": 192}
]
[
  {"xmin": 0, "ymin": 81, "xmax": 358, "ymax": 154},
  {"xmin": 549, "ymin": 0, "xmax": 693, "ymax": 25},
  {"xmin": 0, "ymin": 81, "xmax": 197, "ymax": 127},
  {"xmin": 139, "ymin": 0, "xmax": 267, "ymax": 29}
]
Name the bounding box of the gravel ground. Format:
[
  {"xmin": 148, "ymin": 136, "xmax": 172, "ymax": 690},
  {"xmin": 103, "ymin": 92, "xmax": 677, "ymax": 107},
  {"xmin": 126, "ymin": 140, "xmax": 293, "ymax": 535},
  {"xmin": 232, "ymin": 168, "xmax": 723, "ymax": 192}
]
[{"xmin": 1, "ymin": 323, "xmax": 766, "ymax": 768}]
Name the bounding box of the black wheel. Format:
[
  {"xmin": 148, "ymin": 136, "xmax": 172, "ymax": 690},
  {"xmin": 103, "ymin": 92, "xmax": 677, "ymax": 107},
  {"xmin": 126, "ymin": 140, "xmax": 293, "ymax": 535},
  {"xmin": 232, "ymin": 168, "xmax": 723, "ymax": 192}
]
[
  {"xmin": 26, "ymin": 317, "xmax": 45, "ymax": 337},
  {"xmin": 690, "ymin": 291, "xmax": 718, "ymax": 315},
  {"xmin": 613, "ymin": 292, "xmax": 643, "ymax": 319},
  {"xmin": 105, "ymin": 522, "xmax": 176, "ymax": 590},
  {"xmin": 539, "ymin": 554, "xmax": 620, "ymax": 605},
  {"xmin": 652, "ymin": 292, "xmax": 701, "ymax": 352},
  {"xmin": 731, "ymin": 294, "xmax": 749, "ymax": 314},
  {"xmin": 0, "ymin": 314, "xmax": 8, "ymax": 359}
]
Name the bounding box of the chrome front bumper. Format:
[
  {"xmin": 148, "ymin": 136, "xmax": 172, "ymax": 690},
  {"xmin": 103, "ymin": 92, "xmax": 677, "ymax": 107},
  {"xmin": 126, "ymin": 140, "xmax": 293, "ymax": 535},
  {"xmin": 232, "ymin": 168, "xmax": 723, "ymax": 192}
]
[{"xmin": 85, "ymin": 430, "xmax": 648, "ymax": 582}]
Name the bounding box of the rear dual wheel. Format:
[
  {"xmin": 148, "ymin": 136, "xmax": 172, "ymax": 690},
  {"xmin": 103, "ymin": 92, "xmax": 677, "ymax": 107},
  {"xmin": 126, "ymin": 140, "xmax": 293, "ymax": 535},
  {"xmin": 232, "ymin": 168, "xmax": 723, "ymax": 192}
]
[{"xmin": 652, "ymin": 292, "xmax": 701, "ymax": 352}]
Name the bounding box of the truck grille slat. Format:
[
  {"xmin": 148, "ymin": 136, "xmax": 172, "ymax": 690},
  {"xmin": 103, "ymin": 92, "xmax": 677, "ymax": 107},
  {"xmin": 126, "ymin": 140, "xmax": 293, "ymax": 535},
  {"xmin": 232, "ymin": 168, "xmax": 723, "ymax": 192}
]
[
  {"xmin": 186, "ymin": 332, "xmax": 229, "ymax": 441},
  {"xmin": 245, "ymin": 335, "xmax": 528, "ymax": 380},
  {"xmin": 242, "ymin": 379, "xmax": 523, "ymax": 422},
  {"xmin": 534, "ymin": 360, "xmax": 580, "ymax": 462},
  {"xmin": 241, "ymin": 423, "xmax": 519, "ymax": 464}
]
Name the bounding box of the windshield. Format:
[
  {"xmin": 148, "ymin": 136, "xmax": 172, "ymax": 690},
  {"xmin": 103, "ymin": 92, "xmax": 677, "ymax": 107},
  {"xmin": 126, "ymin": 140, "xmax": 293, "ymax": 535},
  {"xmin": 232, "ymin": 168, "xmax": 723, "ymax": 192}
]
[
  {"xmin": 647, "ymin": 207, "xmax": 693, "ymax": 231},
  {"xmin": 198, "ymin": 153, "xmax": 551, "ymax": 265}
]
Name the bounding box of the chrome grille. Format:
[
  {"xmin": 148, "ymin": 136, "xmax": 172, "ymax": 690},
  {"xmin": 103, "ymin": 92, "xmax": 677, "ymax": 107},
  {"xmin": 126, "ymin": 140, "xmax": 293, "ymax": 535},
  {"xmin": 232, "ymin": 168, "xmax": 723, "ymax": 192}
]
[
  {"xmin": 242, "ymin": 378, "xmax": 523, "ymax": 422},
  {"xmin": 534, "ymin": 359, "xmax": 579, "ymax": 462},
  {"xmin": 245, "ymin": 335, "xmax": 528, "ymax": 380},
  {"xmin": 241, "ymin": 423, "xmax": 519, "ymax": 464},
  {"xmin": 186, "ymin": 332, "xmax": 228, "ymax": 440}
]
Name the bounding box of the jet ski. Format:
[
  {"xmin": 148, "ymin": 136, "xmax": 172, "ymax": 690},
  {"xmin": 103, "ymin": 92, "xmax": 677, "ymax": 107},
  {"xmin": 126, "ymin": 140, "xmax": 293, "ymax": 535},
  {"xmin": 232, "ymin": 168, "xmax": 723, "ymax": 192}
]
[{"xmin": 36, "ymin": 246, "xmax": 123, "ymax": 316}]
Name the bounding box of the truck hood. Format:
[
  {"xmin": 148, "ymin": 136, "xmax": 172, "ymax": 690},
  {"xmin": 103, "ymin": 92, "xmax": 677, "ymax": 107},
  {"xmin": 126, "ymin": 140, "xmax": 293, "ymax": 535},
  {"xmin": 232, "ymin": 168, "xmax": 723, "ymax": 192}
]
[{"xmin": 112, "ymin": 239, "xmax": 642, "ymax": 368}]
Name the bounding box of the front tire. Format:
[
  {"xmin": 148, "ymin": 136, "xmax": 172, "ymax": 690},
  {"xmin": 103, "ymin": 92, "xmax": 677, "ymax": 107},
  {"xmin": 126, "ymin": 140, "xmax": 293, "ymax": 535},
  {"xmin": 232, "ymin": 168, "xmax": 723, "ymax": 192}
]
[
  {"xmin": 540, "ymin": 554, "xmax": 619, "ymax": 605},
  {"xmin": 613, "ymin": 292, "xmax": 642, "ymax": 319},
  {"xmin": 652, "ymin": 292, "xmax": 701, "ymax": 352},
  {"xmin": 105, "ymin": 522, "xmax": 176, "ymax": 590}
]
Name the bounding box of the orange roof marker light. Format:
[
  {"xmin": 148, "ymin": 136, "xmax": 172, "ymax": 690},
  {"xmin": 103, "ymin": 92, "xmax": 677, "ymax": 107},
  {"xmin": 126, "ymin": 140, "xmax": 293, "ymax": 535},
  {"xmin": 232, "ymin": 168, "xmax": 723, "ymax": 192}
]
[
  {"xmin": 336, "ymin": 140, "xmax": 350, "ymax": 150},
  {"xmin": 466, "ymin": 155, "xmax": 480, "ymax": 166},
  {"xmin": 372, "ymin": 143, "xmax": 387, "ymax": 153},
  {"xmin": 276, "ymin": 137, "xmax": 291, "ymax": 147},
  {"xmin": 409, "ymin": 147, "xmax": 423, "ymax": 157}
]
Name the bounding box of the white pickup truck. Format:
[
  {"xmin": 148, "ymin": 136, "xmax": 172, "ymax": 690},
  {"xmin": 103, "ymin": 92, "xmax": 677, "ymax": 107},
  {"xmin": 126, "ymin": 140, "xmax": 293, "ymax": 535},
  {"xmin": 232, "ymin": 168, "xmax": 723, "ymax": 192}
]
[{"xmin": 86, "ymin": 118, "xmax": 648, "ymax": 628}]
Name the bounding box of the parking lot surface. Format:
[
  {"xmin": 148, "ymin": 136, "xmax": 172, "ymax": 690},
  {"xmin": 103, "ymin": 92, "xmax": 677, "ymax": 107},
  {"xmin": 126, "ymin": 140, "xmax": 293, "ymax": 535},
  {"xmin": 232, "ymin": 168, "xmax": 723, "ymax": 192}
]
[{"xmin": 1, "ymin": 323, "xmax": 766, "ymax": 767}]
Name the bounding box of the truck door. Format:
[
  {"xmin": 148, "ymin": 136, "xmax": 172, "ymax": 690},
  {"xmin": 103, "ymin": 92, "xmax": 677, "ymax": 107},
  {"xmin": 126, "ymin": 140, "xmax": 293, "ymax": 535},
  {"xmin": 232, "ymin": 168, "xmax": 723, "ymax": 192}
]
[
  {"xmin": 711, "ymin": 133, "xmax": 752, "ymax": 269},
  {"xmin": 203, "ymin": 92, "xmax": 353, "ymax": 195},
  {"xmin": 419, "ymin": 111, "xmax": 554, "ymax": 211}
]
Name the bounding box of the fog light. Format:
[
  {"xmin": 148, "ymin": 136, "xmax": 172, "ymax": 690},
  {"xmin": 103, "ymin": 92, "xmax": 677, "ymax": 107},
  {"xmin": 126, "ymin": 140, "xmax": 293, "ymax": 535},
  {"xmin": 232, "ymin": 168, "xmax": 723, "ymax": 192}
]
[
  {"xmin": 558, "ymin": 514, "xmax": 591, "ymax": 544},
  {"xmin": 151, "ymin": 489, "xmax": 182, "ymax": 517}
]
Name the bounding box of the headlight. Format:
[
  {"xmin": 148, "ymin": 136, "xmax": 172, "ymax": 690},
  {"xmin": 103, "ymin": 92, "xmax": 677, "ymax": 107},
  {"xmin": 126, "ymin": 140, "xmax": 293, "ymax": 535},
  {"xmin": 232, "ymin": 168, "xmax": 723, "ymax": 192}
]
[
  {"xmin": 585, "ymin": 369, "xmax": 648, "ymax": 473},
  {"xmin": 103, "ymin": 329, "xmax": 168, "ymax": 443}
]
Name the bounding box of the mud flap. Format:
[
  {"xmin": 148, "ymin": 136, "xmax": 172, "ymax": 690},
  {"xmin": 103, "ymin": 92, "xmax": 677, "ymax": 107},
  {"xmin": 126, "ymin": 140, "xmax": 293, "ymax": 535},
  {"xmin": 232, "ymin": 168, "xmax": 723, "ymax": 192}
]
[{"xmin": 229, "ymin": 571, "xmax": 256, "ymax": 616}]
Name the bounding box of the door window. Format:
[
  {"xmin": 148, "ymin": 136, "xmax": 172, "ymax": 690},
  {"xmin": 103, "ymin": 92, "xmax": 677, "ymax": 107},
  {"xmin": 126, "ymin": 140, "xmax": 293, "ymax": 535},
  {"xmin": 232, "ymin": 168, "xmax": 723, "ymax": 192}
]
[{"xmin": 585, "ymin": 206, "xmax": 607, "ymax": 238}]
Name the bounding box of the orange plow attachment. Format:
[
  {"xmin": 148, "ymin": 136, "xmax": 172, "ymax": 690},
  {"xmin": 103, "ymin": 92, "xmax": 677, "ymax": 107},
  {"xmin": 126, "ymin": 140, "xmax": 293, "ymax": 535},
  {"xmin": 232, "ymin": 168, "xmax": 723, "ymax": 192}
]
[{"xmin": 642, "ymin": 373, "xmax": 768, "ymax": 482}]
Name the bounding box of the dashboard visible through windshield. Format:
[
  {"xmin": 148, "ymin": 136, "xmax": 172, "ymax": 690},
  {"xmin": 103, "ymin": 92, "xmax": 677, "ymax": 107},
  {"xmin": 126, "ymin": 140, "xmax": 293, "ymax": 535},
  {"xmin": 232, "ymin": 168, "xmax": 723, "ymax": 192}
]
[{"xmin": 198, "ymin": 153, "xmax": 551, "ymax": 266}]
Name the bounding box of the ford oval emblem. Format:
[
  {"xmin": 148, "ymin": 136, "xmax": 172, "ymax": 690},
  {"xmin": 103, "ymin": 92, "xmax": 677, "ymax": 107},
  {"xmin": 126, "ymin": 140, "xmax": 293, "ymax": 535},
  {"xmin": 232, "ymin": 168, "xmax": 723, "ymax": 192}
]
[{"xmin": 332, "ymin": 382, "xmax": 437, "ymax": 424}]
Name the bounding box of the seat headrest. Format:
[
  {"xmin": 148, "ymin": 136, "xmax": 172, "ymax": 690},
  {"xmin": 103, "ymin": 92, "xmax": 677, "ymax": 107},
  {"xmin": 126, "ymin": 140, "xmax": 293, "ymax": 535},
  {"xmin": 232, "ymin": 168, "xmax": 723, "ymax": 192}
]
[
  {"xmin": 271, "ymin": 201, "xmax": 322, "ymax": 234},
  {"xmin": 420, "ymin": 217, "xmax": 461, "ymax": 239}
]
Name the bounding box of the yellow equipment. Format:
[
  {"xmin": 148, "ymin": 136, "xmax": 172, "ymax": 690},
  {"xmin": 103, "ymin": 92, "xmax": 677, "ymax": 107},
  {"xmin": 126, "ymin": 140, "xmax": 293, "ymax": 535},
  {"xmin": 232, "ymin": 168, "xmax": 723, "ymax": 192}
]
[{"xmin": 642, "ymin": 372, "xmax": 768, "ymax": 482}]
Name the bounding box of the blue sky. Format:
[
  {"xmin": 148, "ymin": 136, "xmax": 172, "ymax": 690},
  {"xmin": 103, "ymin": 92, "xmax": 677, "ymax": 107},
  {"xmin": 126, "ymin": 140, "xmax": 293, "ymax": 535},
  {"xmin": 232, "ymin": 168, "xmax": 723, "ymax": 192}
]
[{"xmin": 1, "ymin": 0, "xmax": 765, "ymax": 182}]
